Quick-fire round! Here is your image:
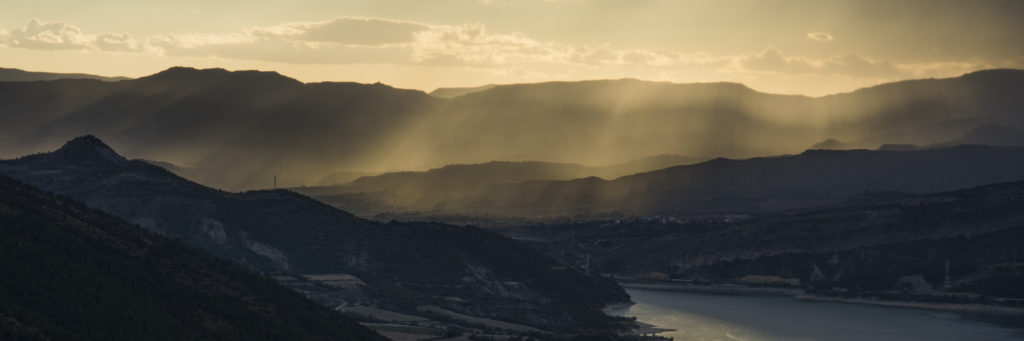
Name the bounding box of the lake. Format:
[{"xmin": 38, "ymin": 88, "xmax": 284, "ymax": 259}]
[{"xmin": 609, "ymin": 288, "xmax": 1024, "ymax": 341}]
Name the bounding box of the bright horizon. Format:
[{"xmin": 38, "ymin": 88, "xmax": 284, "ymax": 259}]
[{"xmin": 3, "ymin": 0, "xmax": 1023, "ymax": 96}]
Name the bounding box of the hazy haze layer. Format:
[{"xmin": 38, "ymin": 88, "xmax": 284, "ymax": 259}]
[{"xmin": 1, "ymin": 68, "xmax": 1023, "ymax": 190}]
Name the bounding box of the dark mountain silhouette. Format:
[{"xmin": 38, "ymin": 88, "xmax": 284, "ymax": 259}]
[
  {"xmin": 0, "ymin": 67, "xmax": 129, "ymax": 82},
  {"xmin": 0, "ymin": 67, "xmax": 440, "ymax": 190},
  {"xmin": 0, "ymin": 136, "xmax": 629, "ymax": 332},
  {"xmin": 519, "ymin": 181, "xmax": 1024, "ymax": 302},
  {"xmin": 293, "ymin": 156, "xmax": 706, "ymax": 216},
  {"xmin": 811, "ymin": 138, "xmax": 847, "ymax": 150},
  {"xmin": 438, "ymin": 71, "xmax": 1024, "ymax": 163},
  {"xmin": 1, "ymin": 67, "xmax": 1022, "ymax": 191},
  {"xmin": 597, "ymin": 154, "xmax": 708, "ymax": 178},
  {"xmin": 312, "ymin": 145, "xmax": 1024, "ymax": 217},
  {"xmin": 429, "ymin": 84, "xmax": 497, "ymax": 98},
  {"xmin": 945, "ymin": 124, "xmax": 1024, "ymax": 147},
  {"xmin": 293, "ymin": 161, "xmax": 598, "ymax": 216},
  {"xmin": 0, "ymin": 175, "xmax": 383, "ymax": 341},
  {"xmin": 498, "ymin": 145, "xmax": 1024, "ymax": 215}
]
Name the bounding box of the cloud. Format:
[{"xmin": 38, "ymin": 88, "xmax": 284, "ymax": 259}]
[
  {"xmin": 249, "ymin": 17, "xmax": 429, "ymax": 46},
  {"xmin": 827, "ymin": 53, "xmax": 900, "ymax": 77},
  {"xmin": 0, "ymin": 18, "xmax": 89, "ymax": 50},
  {"xmin": 94, "ymin": 33, "xmax": 141, "ymax": 52},
  {"xmin": 145, "ymin": 17, "xmax": 433, "ymax": 64},
  {"xmin": 806, "ymin": 32, "xmax": 833, "ymax": 42},
  {"xmin": 569, "ymin": 47, "xmax": 727, "ymax": 68},
  {"xmin": 143, "ymin": 16, "xmax": 733, "ymax": 69},
  {"xmin": 743, "ymin": 48, "xmax": 901, "ymax": 77},
  {"xmin": 0, "ymin": 18, "xmax": 141, "ymax": 52},
  {"xmin": 148, "ymin": 31, "xmax": 413, "ymax": 64},
  {"xmin": 411, "ymin": 23, "xmax": 559, "ymax": 65},
  {"xmin": 147, "ymin": 17, "xmax": 463, "ymax": 64},
  {"xmin": 147, "ymin": 17, "xmax": 568, "ymax": 66},
  {"xmin": 130, "ymin": 15, "xmax": 926, "ymax": 82},
  {"xmin": 743, "ymin": 49, "xmax": 815, "ymax": 73},
  {"xmin": 410, "ymin": 24, "xmax": 729, "ymax": 69}
]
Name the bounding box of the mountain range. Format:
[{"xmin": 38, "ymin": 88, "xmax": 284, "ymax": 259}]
[
  {"xmin": 0, "ymin": 174, "xmax": 383, "ymax": 341},
  {"xmin": 0, "ymin": 67, "xmax": 1022, "ymax": 191},
  {"xmin": 0, "ymin": 136, "xmax": 629, "ymax": 332},
  {"xmin": 0, "ymin": 67, "xmax": 129, "ymax": 82},
  {"xmin": 429, "ymin": 84, "xmax": 497, "ymax": 98},
  {"xmin": 305, "ymin": 145, "xmax": 1024, "ymax": 217},
  {"xmin": 291, "ymin": 155, "xmax": 706, "ymax": 216}
]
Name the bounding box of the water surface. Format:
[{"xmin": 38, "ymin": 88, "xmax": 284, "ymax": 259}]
[{"xmin": 610, "ymin": 288, "xmax": 1024, "ymax": 341}]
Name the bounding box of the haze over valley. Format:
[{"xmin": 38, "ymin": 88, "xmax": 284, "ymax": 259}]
[{"xmin": 3, "ymin": 68, "xmax": 1024, "ymax": 193}]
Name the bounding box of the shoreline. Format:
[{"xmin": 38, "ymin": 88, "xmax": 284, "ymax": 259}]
[
  {"xmin": 603, "ymin": 300, "xmax": 678, "ymax": 337},
  {"xmin": 617, "ymin": 281, "xmax": 1024, "ymax": 316},
  {"xmin": 794, "ymin": 294, "xmax": 1024, "ymax": 315},
  {"xmin": 619, "ymin": 282, "xmax": 804, "ymax": 296},
  {"xmin": 601, "ymin": 301, "xmax": 635, "ymax": 314}
]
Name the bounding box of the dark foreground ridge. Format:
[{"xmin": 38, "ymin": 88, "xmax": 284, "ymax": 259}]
[
  {"xmin": 0, "ymin": 67, "xmax": 129, "ymax": 82},
  {"xmin": 0, "ymin": 175, "xmax": 385, "ymax": 341},
  {"xmin": 0, "ymin": 136, "xmax": 630, "ymax": 333}
]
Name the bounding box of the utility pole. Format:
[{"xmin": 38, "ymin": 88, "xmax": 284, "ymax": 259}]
[
  {"xmin": 586, "ymin": 253, "xmax": 592, "ymax": 274},
  {"xmin": 943, "ymin": 259, "xmax": 952, "ymax": 290},
  {"xmin": 274, "ymin": 175, "xmax": 277, "ymax": 189},
  {"xmin": 1014, "ymin": 247, "xmax": 1019, "ymax": 275}
]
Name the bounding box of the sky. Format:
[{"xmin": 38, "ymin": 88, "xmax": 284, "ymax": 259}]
[{"xmin": 2, "ymin": 0, "xmax": 1023, "ymax": 96}]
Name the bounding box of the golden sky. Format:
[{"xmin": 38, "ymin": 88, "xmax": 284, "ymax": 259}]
[{"xmin": 2, "ymin": 0, "xmax": 1022, "ymax": 96}]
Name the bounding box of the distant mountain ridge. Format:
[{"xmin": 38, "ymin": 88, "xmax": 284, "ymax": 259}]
[
  {"xmin": 309, "ymin": 145, "xmax": 1024, "ymax": 217},
  {"xmin": 294, "ymin": 155, "xmax": 707, "ymax": 216},
  {"xmin": 0, "ymin": 66, "xmax": 438, "ymax": 190},
  {"xmin": 429, "ymin": 84, "xmax": 497, "ymax": 98},
  {"xmin": 0, "ymin": 136, "xmax": 629, "ymax": 332},
  {"xmin": 0, "ymin": 67, "xmax": 129, "ymax": 82},
  {"xmin": 513, "ymin": 145, "xmax": 1024, "ymax": 214},
  {"xmin": 1, "ymin": 67, "xmax": 1022, "ymax": 191},
  {"xmin": 0, "ymin": 175, "xmax": 383, "ymax": 341}
]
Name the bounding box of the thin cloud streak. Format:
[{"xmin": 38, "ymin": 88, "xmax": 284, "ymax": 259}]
[{"xmin": 807, "ymin": 32, "xmax": 833, "ymax": 42}]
